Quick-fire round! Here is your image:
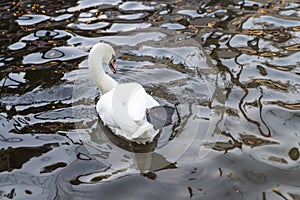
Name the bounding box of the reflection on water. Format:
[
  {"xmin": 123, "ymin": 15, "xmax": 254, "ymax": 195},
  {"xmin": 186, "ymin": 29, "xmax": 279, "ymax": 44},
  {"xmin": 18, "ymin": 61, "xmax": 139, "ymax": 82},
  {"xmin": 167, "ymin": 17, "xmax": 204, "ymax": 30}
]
[{"xmin": 0, "ymin": 0, "xmax": 300, "ymax": 199}]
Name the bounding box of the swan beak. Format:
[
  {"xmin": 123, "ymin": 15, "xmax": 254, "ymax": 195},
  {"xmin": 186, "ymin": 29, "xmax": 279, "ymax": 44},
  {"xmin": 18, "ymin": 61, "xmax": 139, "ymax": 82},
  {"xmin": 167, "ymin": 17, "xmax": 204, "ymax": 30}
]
[{"xmin": 109, "ymin": 58, "xmax": 117, "ymax": 73}]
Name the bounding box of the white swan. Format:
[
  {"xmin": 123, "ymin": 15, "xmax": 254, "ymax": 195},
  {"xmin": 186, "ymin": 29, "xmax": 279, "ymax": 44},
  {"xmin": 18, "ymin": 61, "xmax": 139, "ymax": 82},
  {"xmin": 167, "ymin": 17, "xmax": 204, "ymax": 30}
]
[{"xmin": 88, "ymin": 43, "xmax": 160, "ymax": 144}]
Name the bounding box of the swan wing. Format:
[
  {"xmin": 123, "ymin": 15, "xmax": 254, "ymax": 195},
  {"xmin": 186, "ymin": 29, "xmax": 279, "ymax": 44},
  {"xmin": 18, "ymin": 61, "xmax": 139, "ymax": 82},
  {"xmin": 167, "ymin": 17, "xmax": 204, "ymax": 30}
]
[
  {"xmin": 96, "ymin": 88, "xmax": 118, "ymax": 127},
  {"xmin": 112, "ymin": 83, "xmax": 156, "ymax": 132},
  {"xmin": 97, "ymin": 82, "xmax": 159, "ymax": 143},
  {"xmin": 128, "ymin": 87, "xmax": 159, "ymax": 122}
]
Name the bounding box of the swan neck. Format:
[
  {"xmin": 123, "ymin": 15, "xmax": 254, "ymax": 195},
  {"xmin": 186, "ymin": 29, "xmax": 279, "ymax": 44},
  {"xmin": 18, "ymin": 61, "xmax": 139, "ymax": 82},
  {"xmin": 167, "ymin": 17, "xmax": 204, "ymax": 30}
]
[
  {"xmin": 96, "ymin": 73, "xmax": 117, "ymax": 94},
  {"xmin": 89, "ymin": 50, "xmax": 117, "ymax": 94}
]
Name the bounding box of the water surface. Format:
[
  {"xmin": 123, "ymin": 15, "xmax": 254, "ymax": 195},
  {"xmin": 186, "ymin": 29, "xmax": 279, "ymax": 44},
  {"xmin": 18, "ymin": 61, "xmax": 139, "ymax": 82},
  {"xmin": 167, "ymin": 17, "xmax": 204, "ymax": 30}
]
[{"xmin": 0, "ymin": 0, "xmax": 300, "ymax": 199}]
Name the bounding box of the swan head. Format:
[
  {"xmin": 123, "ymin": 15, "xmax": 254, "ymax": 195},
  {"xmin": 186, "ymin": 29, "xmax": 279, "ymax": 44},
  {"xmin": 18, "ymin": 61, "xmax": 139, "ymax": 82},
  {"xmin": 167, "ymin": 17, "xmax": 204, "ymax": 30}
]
[
  {"xmin": 104, "ymin": 45, "xmax": 116, "ymax": 74},
  {"xmin": 89, "ymin": 43, "xmax": 117, "ymax": 73}
]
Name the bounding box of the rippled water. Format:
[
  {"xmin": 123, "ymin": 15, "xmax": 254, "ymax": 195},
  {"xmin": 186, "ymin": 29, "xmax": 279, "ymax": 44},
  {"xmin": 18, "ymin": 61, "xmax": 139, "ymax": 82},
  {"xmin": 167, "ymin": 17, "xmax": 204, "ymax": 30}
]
[{"xmin": 0, "ymin": 0, "xmax": 300, "ymax": 199}]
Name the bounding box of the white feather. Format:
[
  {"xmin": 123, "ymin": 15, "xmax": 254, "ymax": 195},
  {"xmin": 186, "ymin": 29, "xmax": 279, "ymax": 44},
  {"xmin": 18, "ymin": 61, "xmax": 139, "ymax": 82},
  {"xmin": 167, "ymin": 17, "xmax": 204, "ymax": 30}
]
[{"xmin": 89, "ymin": 43, "xmax": 159, "ymax": 144}]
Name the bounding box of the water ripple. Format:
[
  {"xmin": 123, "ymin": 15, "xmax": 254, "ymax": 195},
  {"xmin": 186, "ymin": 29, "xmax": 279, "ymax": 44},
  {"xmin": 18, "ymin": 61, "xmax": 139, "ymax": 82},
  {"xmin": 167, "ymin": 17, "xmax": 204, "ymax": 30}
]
[{"xmin": 0, "ymin": 0, "xmax": 300, "ymax": 199}]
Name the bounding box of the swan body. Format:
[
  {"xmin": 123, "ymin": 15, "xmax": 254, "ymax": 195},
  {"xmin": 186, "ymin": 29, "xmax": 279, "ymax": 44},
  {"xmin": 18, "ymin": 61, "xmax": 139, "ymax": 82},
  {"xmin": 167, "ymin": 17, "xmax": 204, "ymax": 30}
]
[{"xmin": 88, "ymin": 43, "xmax": 159, "ymax": 144}]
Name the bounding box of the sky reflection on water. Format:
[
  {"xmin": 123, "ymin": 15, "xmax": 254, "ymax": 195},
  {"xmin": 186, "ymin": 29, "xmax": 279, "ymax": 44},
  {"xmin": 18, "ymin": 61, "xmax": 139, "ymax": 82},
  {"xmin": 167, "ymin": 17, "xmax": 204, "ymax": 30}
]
[{"xmin": 0, "ymin": 0, "xmax": 300, "ymax": 199}]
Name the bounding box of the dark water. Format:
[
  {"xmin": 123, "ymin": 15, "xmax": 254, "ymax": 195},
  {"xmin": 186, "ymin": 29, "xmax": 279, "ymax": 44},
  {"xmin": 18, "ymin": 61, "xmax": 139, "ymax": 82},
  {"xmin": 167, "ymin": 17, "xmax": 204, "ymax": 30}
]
[{"xmin": 1, "ymin": 0, "xmax": 300, "ymax": 199}]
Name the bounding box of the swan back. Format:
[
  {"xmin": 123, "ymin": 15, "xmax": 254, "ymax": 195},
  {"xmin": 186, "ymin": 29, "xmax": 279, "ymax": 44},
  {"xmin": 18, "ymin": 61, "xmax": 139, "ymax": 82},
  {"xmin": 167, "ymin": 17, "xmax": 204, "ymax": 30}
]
[{"xmin": 96, "ymin": 82, "xmax": 159, "ymax": 143}]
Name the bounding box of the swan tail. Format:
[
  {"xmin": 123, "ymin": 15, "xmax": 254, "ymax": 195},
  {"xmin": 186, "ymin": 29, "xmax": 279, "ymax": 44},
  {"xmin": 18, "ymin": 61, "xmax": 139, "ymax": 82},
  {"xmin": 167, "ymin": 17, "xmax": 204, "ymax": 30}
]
[{"xmin": 131, "ymin": 123, "xmax": 159, "ymax": 144}]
